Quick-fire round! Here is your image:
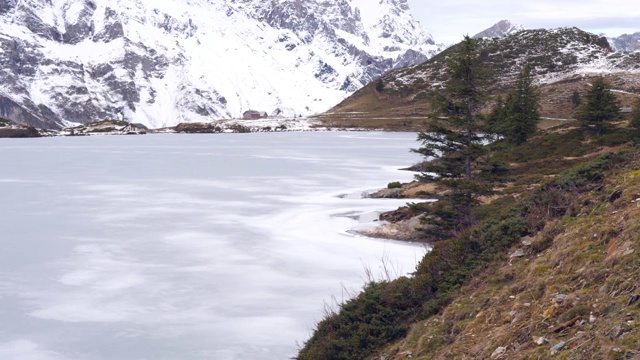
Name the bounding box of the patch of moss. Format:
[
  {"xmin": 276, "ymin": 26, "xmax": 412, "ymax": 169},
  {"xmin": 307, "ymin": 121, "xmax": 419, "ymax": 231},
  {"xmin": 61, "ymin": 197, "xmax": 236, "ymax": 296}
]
[{"xmin": 387, "ymin": 181, "xmax": 402, "ymax": 189}]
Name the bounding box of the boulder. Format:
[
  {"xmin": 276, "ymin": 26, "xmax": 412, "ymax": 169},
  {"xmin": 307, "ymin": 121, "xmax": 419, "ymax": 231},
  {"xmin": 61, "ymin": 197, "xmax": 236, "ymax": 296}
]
[{"xmin": 490, "ymin": 346, "xmax": 507, "ymax": 359}]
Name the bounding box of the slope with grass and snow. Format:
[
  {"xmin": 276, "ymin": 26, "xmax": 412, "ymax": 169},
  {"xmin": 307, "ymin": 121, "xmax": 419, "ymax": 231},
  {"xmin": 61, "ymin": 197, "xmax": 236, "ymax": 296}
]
[{"xmin": 319, "ymin": 27, "xmax": 640, "ymax": 128}]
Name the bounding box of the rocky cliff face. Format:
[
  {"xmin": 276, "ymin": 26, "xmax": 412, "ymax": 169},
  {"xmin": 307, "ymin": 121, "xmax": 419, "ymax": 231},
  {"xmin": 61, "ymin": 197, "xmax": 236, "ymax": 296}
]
[{"xmin": 0, "ymin": 0, "xmax": 436, "ymax": 129}]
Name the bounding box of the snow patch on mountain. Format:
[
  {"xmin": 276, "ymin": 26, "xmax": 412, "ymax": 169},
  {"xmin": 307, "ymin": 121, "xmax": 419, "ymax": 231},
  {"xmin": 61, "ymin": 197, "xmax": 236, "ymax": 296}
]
[
  {"xmin": 473, "ymin": 20, "xmax": 524, "ymax": 39},
  {"xmin": 0, "ymin": 0, "xmax": 437, "ymax": 129},
  {"xmin": 609, "ymin": 32, "xmax": 640, "ymax": 53},
  {"xmin": 387, "ymin": 27, "xmax": 640, "ymax": 97}
]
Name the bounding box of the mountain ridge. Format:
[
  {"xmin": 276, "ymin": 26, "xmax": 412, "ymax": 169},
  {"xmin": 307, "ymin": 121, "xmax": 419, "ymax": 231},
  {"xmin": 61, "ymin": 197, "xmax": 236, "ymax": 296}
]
[
  {"xmin": 317, "ymin": 26, "xmax": 640, "ymax": 130},
  {"xmin": 0, "ymin": 0, "xmax": 437, "ymax": 129},
  {"xmin": 609, "ymin": 31, "xmax": 640, "ymax": 53}
]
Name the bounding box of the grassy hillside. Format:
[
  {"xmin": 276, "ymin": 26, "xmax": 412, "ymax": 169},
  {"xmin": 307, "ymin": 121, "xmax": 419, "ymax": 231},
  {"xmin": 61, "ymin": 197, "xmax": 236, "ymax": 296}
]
[
  {"xmin": 297, "ymin": 120, "xmax": 640, "ymax": 359},
  {"xmin": 316, "ymin": 28, "xmax": 640, "ymax": 130},
  {"xmin": 373, "ymin": 133, "xmax": 640, "ymax": 360}
]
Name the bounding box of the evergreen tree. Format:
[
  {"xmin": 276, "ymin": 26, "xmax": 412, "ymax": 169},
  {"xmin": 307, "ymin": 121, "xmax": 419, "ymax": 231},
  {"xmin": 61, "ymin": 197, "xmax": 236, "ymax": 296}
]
[
  {"xmin": 413, "ymin": 36, "xmax": 492, "ymax": 237},
  {"xmin": 576, "ymin": 76, "xmax": 620, "ymax": 136},
  {"xmin": 485, "ymin": 96, "xmax": 506, "ymax": 140},
  {"xmin": 496, "ymin": 65, "xmax": 540, "ymax": 145},
  {"xmin": 375, "ymin": 78, "xmax": 385, "ymax": 93},
  {"xmin": 571, "ymin": 89, "xmax": 581, "ymax": 107},
  {"xmin": 631, "ymin": 99, "xmax": 640, "ymax": 131}
]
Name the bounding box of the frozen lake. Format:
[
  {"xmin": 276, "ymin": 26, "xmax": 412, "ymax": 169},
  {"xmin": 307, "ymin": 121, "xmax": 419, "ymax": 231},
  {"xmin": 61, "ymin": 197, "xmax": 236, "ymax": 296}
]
[{"xmin": 0, "ymin": 132, "xmax": 427, "ymax": 360}]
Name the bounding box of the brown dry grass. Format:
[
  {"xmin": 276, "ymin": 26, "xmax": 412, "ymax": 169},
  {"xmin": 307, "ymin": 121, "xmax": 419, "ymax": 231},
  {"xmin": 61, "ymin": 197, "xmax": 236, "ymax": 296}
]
[
  {"xmin": 371, "ymin": 148, "xmax": 640, "ymax": 360},
  {"xmin": 400, "ymin": 182, "xmax": 445, "ymax": 197}
]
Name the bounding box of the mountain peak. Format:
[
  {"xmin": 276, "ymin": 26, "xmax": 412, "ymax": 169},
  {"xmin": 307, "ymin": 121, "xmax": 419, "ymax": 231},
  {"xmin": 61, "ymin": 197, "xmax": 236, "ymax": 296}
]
[{"xmin": 473, "ymin": 20, "xmax": 524, "ymax": 39}]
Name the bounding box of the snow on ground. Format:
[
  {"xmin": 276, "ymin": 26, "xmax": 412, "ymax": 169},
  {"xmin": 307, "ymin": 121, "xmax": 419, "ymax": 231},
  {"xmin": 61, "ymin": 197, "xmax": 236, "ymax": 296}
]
[
  {"xmin": 218, "ymin": 117, "xmax": 323, "ymax": 131},
  {"xmin": 612, "ymin": 89, "xmax": 640, "ymax": 96}
]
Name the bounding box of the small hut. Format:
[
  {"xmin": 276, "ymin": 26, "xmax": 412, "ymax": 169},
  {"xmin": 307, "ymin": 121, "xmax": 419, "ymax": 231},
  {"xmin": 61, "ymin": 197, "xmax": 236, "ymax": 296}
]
[{"xmin": 243, "ymin": 110, "xmax": 267, "ymax": 120}]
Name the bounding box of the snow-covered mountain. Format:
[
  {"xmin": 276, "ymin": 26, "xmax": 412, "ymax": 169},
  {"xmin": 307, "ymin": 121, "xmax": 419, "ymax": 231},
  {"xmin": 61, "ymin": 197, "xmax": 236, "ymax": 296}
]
[
  {"xmin": 609, "ymin": 32, "xmax": 640, "ymax": 53},
  {"xmin": 473, "ymin": 20, "xmax": 524, "ymax": 39},
  {"xmin": 0, "ymin": 0, "xmax": 437, "ymax": 129}
]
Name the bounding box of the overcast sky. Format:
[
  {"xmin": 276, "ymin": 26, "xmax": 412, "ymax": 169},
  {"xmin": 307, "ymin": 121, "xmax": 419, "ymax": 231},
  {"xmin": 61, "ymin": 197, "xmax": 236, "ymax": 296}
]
[{"xmin": 406, "ymin": 0, "xmax": 640, "ymax": 44}]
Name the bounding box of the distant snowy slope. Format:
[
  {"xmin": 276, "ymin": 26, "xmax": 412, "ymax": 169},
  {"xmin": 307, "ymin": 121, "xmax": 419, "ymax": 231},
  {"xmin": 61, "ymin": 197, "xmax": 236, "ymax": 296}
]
[
  {"xmin": 0, "ymin": 0, "xmax": 437, "ymax": 129},
  {"xmin": 609, "ymin": 32, "xmax": 640, "ymax": 53},
  {"xmin": 473, "ymin": 20, "xmax": 524, "ymax": 39}
]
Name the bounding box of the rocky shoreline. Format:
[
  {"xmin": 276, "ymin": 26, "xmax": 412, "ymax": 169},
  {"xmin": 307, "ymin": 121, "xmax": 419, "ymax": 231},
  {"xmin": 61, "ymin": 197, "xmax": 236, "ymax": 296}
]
[
  {"xmin": 0, "ymin": 117, "xmax": 394, "ymax": 138},
  {"xmin": 0, "ymin": 117, "xmax": 42, "ymax": 138},
  {"xmin": 0, "ymin": 125, "xmax": 42, "ymax": 138},
  {"xmin": 355, "ymin": 181, "xmax": 441, "ymax": 243}
]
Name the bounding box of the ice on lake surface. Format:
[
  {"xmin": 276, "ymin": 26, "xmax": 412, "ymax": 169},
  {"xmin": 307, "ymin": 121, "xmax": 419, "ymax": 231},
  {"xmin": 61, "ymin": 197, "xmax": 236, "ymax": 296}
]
[{"xmin": 0, "ymin": 132, "xmax": 427, "ymax": 360}]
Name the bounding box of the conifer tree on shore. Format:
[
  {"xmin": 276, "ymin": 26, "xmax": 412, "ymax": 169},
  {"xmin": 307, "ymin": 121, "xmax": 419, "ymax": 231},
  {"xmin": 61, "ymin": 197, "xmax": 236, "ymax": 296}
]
[
  {"xmin": 631, "ymin": 99, "xmax": 640, "ymax": 131},
  {"xmin": 487, "ymin": 65, "xmax": 540, "ymax": 145},
  {"xmin": 413, "ymin": 36, "xmax": 491, "ymax": 237},
  {"xmin": 576, "ymin": 76, "xmax": 620, "ymax": 136},
  {"xmin": 571, "ymin": 89, "xmax": 581, "ymax": 107}
]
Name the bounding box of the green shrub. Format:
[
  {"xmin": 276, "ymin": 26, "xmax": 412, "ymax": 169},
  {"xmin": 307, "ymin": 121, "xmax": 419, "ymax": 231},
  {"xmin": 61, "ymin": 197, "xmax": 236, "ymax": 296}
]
[
  {"xmin": 596, "ymin": 128, "xmax": 634, "ymax": 147},
  {"xmin": 298, "ymin": 194, "xmax": 529, "ymax": 360},
  {"xmin": 531, "ymin": 223, "xmax": 563, "ymax": 254},
  {"xmin": 414, "ymin": 92, "xmax": 429, "ymax": 101},
  {"xmin": 632, "ymin": 99, "xmax": 640, "ymax": 130},
  {"xmin": 560, "ymin": 305, "xmax": 591, "ymax": 322},
  {"xmin": 297, "ymin": 278, "xmax": 415, "ymax": 360},
  {"xmin": 387, "ymin": 181, "xmax": 402, "ymax": 189}
]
